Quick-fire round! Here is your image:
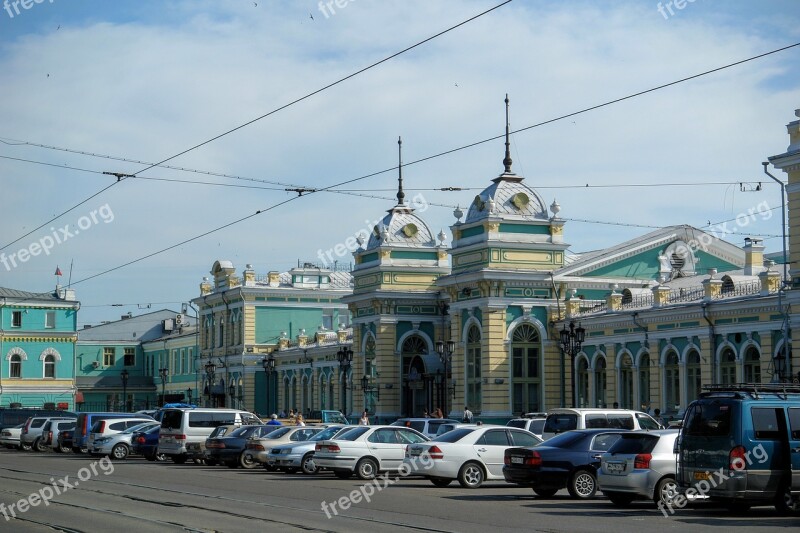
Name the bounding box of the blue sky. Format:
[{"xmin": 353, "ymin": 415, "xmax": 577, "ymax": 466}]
[{"xmin": 0, "ymin": 0, "xmax": 798, "ymax": 327}]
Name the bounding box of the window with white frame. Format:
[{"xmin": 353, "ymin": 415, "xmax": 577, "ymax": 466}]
[
  {"xmin": 103, "ymin": 347, "xmax": 115, "ymax": 367},
  {"xmin": 11, "ymin": 311, "xmax": 22, "ymax": 328},
  {"xmin": 9, "ymin": 354, "xmax": 22, "ymax": 378},
  {"xmin": 45, "ymin": 311, "xmax": 55, "ymax": 329},
  {"xmin": 43, "ymin": 354, "xmax": 56, "ymax": 378}
]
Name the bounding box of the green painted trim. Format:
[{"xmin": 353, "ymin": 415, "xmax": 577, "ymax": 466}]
[
  {"xmin": 460, "ymin": 225, "xmax": 485, "ymax": 238},
  {"xmin": 614, "ymin": 328, "xmax": 631, "ymax": 334},
  {"xmin": 715, "ymin": 318, "xmax": 734, "ymax": 325},
  {"xmin": 498, "ymin": 223, "xmax": 550, "ymax": 235},
  {"xmin": 589, "ymin": 330, "xmax": 604, "ymax": 337},
  {"xmin": 391, "ymin": 250, "xmax": 438, "ymax": 260},
  {"xmin": 738, "ymin": 316, "xmax": 760, "ymax": 323},
  {"xmin": 656, "ymin": 324, "xmax": 676, "ymax": 330},
  {"xmin": 679, "ymin": 321, "xmax": 700, "ymax": 327},
  {"xmin": 504, "ymin": 287, "xmax": 551, "ymax": 298},
  {"xmin": 770, "ymin": 314, "xmax": 784, "ymax": 320},
  {"xmin": 361, "ymin": 252, "xmax": 379, "ymax": 263}
]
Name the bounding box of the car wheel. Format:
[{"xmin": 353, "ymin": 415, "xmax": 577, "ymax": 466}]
[
  {"xmin": 774, "ymin": 484, "xmax": 796, "ymax": 514},
  {"xmin": 334, "ymin": 469, "xmax": 353, "ymax": 479},
  {"xmin": 533, "ymin": 488, "xmax": 558, "ymax": 498},
  {"xmin": 111, "ymin": 444, "xmax": 129, "ymax": 460},
  {"xmin": 240, "ymin": 452, "xmax": 258, "ymax": 469},
  {"xmin": 430, "ymin": 477, "xmax": 452, "ymax": 487},
  {"xmin": 606, "ymin": 491, "xmax": 635, "ymax": 506},
  {"xmin": 32, "ymin": 438, "xmax": 45, "ymax": 452},
  {"xmin": 171, "ymin": 454, "xmax": 187, "ymax": 464},
  {"xmin": 355, "ymin": 458, "xmax": 378, "ymax": 480},
  {"xmin": 457, "ymin": 462, "xmax": 485, "ymax": 489},
  {"xmin": 568, "ymin": 469, "xmax": 597, "ymax": 499},
  {"xmin": 301, "ymin": 453, "xmax": 318, "ymax": 475},
  {"xmin": 653, "ymin": 477, "xmax": 678, "ymax": 506}
]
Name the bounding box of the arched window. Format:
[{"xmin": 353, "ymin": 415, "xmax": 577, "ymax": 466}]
[
  {"xmin": 720, "ymin": 347, "xmax": 736, "ymax": 384},
  {"xmin": 577, "ymin": 357, "xmax": 589, "ymax": 408},
  {"xmin": 466, "ymin": 325, "xmax": 481, "ymax": 412},
  {"xmin": 511, "ymin": 324, "xmax": 541, "ymax": 414},
  {"xmin": 9, "ymin": 354, "xmax": 22, "ymax": 378},
  {"xmin": 721, "ymin": 277, "xmax": 735, "ymax": 295},
  {"xmin": 639, "ymin": 354, "xmax": 651, "ymax": 410},
  {"xmin": 594, "ymin": 356, "xmax": 607, "ymax": 407},
  {"xmin": 43, "ymin": 354, "xmax": 56, "ymax": 378},
  {"xmin": 664, "ymin": 351, "xmax": 680, "ymax": 413},
  {"xmin": 743, "ymin": 347, "xmax": 761, "ymax": 383},
  {"xmin": 686, "ymin": 350, "xmax": 702, "ymax": 402},
  {"xmin": 619, "ymin": 354, "xmax": 633, "ymax": 410}
]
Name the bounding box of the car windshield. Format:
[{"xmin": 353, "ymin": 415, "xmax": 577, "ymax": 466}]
[
  {"xmin": 684, "ymin": 401, "xmax": 734, "ymax": 437},
  {"xmin": 263, "ymin": 426, "xmax": 291, "ymax": 439},
  {"xmin": 542, "ymin": 431, "xmax": 585, "ymax": 448},
  {"xmin": 336, "ymin": 427, "xmax": 370, "ymax": 441},
  {"xmin": 122, "ymin": 423, "xmax": 154, "ymax": 434},
  {"xmin": 231, "ymin": 426, "xmax": 260, "ymax": 438},
  {"xmin": 608, "ymin": 434, "xmax": 659, "ymax": 455},
  {"xmin": 507, "ymin": 420, "xmax": 526, "ymax": 429},
  {"xmin": 432, "ymin": 428, "xmax": 475, "ymax": 443},
  {"xmin": 544, "ymin": 414, "xmax": 578, "ymax": 434},
  {"xmin": 311, "ymin": 427, "xmax": 344, "ymax": 441}
]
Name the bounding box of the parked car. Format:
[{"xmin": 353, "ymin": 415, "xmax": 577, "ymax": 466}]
[
  {"xmin": 542, "ymin": 409, "xmax": 661, "ymax": 440},
  {"xmin": 159, "ymin": 408, "xmax": 262, "ymax": 464},
  {"xmin": 191, "ymin": 425, "xmax": 238, "ymax": 465},
  {"xmin": 0, "ymin": 408, "xmax": 75, "ymax": 431},
  {"xmin": 507, "ymin": 415, "xmax": 547, "ymax": 440},
  {"xmin": 91, "ymin": 421, "xmax": 160, "ymax": 460},
  {"xmin": 314, "ymin": 425, "xmax": 429, "ymax": 480},
  {"xmin": 244, "ymin": 426, "xmax": 325, "ymax": 469},
  {"xmin": 503, "ymin": 429, "xmax": 626, "ymax": 499},
  {"xmin": 132, "ymin": 424, "xmax": 165, "ymax": 461},
  {"xmin": 42, "ymin": 419, "xmax": 76, "ymax": 453},
  {"xmin": 598, "ymin": 429, "xmax": 681, "ymax": 506},
  {"xmin": 206, "ymin": 425, "xmax": 279, "ymax": 469},
  {"xmin": 265, "ymin": 425, "xmax": 356, "ymax": 474},
  {"xmin": 57, "ymin": 428, "xmax": 74, "ymax": 453},
  {"xmin": 88, "ymin": 417, "xmax": 155, "ymax": 451},
  {"xmin": 677, "ymin": 383, "xmax": 800, "ymax": 513},
  {"xmin": 390, "ymin": 418, "xmax": 459, "ymax": 438},
  {"xmin": 74, "ymin": 412, "xmax": 154, "ymax": 453},
  {"xmin": 22, "ymin": 416, "xmax": 76, "ymax": 452},
  {"xmin": 0, "ymin": 423, "xmax": 24, "ymax": 449},
  {"xmin": 434, "ymin": 422, "xmax": 475, "ymax": 437},
  {"xmin": 405, "ymin": 425, "xmax": 542, "ymax": 488}
]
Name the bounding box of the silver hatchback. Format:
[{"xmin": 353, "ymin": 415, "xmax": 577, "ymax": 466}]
[{"xmin": 598, "ymin": 429, "xmax": 680, "ymax": 506}]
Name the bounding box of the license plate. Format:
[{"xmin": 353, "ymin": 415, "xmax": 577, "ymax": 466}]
[
  {"xmin": 511, "ymin": 456, "xmax": 524, "ymax": 464},
  {"xmin": 694, "ymin": 471, "xmax": 711, "ymax": 480},
  {"xmin": 606, "ymin": 463, "xmax": 625, "ymax": 474}
]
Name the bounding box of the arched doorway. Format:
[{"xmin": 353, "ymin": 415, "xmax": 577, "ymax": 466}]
[
  {"xmin": 577, "ymin": 356, "xmax": 589, "ymax": 408},
  {"xmin": 619, "ymin": 353, "xmax": 633, "ymax": 409},
  {"xmin": 401, "ymin": 335, "xmax": 433, "ymax": 417},
  {"xmin": 510, "ymin": 323, "xmax": 541, "ymax": 415}
]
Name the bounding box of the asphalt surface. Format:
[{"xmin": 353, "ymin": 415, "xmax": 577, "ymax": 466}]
[{"xmin": 0, "ymin": 447, "xmax": 797, "ymax": 532}]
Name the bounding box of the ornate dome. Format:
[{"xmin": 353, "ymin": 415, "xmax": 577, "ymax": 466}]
[
  {"xmin": 465, "ymin": 174, "xmax": 548, "ymax": 223},
  {"xmin": 366, "ymin": 206, "xmax": 435, "ymax": 250}
]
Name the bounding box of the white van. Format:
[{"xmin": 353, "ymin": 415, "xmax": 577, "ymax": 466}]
[
  {"xmin": 542, "ymin": 408, "xmax": 661, "ymax": 440},
  {"xmin": 158, "ymin": 408, "xmax": 262, "ymax": 464}
]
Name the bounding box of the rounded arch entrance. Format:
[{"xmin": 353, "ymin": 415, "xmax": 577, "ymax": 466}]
[{"xmin": 400, "ymin": 333, "xmax": 442, "ymax": 417}]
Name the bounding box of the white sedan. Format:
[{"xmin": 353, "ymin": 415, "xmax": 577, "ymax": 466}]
[
  {"xmin": 314, "ymin": 425, "xmax": 429, "ymax": 480},
  {"xmin": 404, "ymin": 425, "xmax": 542, "ymax": 488}
]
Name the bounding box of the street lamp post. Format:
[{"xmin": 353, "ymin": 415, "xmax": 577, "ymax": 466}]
[
  {"xmin": 229, "ymin": 383, "xmax": 236, "ymax": 409},
  {"xmin": 261, "ymin": 355, "xmax": 276, "ymax": 415},
  {"xmin": 120, "ymin": 369, "xmax": 129, "ymax": 412},
  {"xmin": 158, "ymin": 368, "xmax": 168, "ymax": 407},
  {"xmin": 186, "ymin": 388, "xmax": 193, "ymax": 405},
  {"xmin": 559, "ymin": 321, "xmax": 586, "ymax": 407},
  {"xmin": 336, "ymin": 347, "xmax": 353, "ymax": 417},
  {"xmin": 204, "ymin": 361, "xmax": 216, "ymax": 407},
  {"xmin": 435, "ymin": 340, "xmax": 455, "ymax": 416}
]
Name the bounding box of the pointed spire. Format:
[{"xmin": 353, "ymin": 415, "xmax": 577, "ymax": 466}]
[
  {"xmin": 397, "ymin": 136, "xmax": 406, "ymax": 205},
  {"xmin": 503, "ymin": 94, "xmax": 513, "ymax": 173}
]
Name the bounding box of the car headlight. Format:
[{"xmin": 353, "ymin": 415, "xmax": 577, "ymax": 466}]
[{"xmin": 282, "ymin": 448, "xmax": 293, "ymax": 454}]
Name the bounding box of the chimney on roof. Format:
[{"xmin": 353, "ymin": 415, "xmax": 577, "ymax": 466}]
[{"xmin": 743, "ymin": 237, "xmax": 765, "ymax": 276}]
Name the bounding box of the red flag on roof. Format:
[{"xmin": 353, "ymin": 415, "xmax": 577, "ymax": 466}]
[{"xmin": 55, "ymin": 266, "xmax": 62, "ymax": 276}]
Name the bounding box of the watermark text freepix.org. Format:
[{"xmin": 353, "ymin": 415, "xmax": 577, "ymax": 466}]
[
  {"xmin": 1, "ymin": 203, "xmax": 114, "ymax": 272},
  {"xmin": 658, "ymin": 443, "xmax": 768, "ymax": 517},
  {"xmin": 0, "ymin": 456, "xmax": 114, "ymax": 521},
  {"xmin": 4, "ymin": 0, "xmax": 55, "ymax": 20},
  {"xmin": 321, "ymin": 451, "xmax": 433, "ymax": 518}
]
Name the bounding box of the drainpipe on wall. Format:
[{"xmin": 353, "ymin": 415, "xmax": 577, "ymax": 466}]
[
  {"xmin": 549, "ymin": 273, "xmax": 564, "ymax": 408},
  {"xmin": 221, "ymin": 291, "xmax": 230, "ymax": 406}
]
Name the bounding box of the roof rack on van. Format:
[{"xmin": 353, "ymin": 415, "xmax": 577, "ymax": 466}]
[{"xmin": 701, "ymin": 382, "xmax": 800, "ymax": 400}]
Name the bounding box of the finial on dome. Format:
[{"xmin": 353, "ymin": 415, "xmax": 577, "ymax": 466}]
[
  {"xmin": 503, "ymin": 94, "xmax": 513, "ymax": 173},
  {"xmin": 397, "ymin": 136, "xmax": 405, "ymax": 206},
  {"xmin": 453, "ymin": 205, "xmax": 463, "ymax": 222}
]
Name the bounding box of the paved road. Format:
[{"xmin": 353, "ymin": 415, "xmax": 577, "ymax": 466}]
[{"xmin": 0, "ymin": 448, "xmax": 797, "ymax": 532}]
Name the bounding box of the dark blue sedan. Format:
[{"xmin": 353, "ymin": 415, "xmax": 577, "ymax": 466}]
[
  {"xmin": 503, "ymin": 429, "xmax": 625, "ymax": 499},
  {"xmin": 206, "ymin": 425, "xmax": 278, "ymax": 469},
  {"xmin": 132, "ymin": 424, "xmax": 164, "ymax": 461}
]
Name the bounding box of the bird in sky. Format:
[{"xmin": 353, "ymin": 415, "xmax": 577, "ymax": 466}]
[{"xmin": 310, "ymin": 13, "xmax": 314, "ymax": 20}]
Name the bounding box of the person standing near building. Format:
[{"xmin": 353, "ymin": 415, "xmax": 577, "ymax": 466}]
[
  {"xmin": 359, "ymin": 410, "xmax": 370, "ymax": 425},
  {"xmin": 462, "ymin": 406, "xmax": 473, "ymax": 423},
  {"xmin": 267, "ymin": 414, "xmax": 282, "ymax": 426}
]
